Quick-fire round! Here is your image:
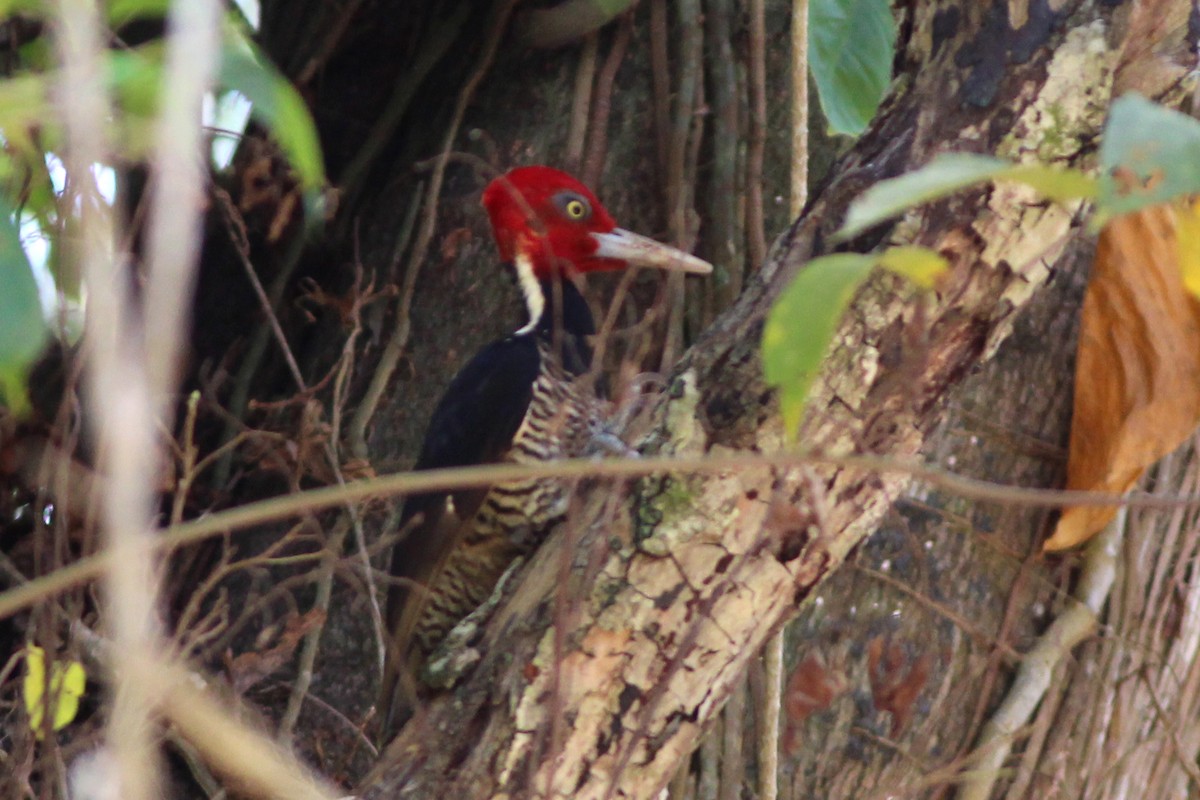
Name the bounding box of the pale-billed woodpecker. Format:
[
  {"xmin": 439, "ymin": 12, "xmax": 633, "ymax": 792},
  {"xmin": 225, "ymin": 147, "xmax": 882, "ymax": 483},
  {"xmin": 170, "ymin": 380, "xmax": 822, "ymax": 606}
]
[{"xmin": 381, "ymin": 166, "xmax": 711, "ymax": 729}]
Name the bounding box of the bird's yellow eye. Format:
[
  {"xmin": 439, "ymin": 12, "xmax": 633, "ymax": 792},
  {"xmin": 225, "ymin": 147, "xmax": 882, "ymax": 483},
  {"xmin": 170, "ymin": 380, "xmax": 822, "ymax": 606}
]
[{"xmin": 565, "ymin": 199, "xmax": 588, "ymax": 219}]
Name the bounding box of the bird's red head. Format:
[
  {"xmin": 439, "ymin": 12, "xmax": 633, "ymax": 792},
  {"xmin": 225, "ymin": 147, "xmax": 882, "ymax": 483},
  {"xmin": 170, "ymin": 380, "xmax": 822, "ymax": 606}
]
[
  {"xmin": 482, "ymin": 166, "xmax": 712, "ymax": 279},
  {"xmin": 482, "ymin": 166, "xmax": 619, "ymax": 278}
]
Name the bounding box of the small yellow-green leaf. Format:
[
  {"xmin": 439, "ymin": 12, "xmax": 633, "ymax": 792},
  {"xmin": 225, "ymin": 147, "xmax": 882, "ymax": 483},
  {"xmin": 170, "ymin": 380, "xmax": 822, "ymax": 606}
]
[
  {"xmin": 876, "ymin": 245, "xmax": 949, "ymax": 289},
  {"xmin": 839, "ymin": 154, "xmax": 1095, "ymax": 240},
  {"xmin": 1003, "ymin": 164, "xmax": 1098, "ymax": 203},
  {"xmin": 22, "ymin": 645, "xmax": 87, "ymax": 737},
  {"xmin": 762, "ymin": 253, "xmax": 875, "ymax": 437}
]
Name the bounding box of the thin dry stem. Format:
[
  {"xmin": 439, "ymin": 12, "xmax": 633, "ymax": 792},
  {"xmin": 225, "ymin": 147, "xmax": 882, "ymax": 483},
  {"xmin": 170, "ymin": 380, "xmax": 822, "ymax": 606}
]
[
  {"xmin": 960, "ymin": 514, "xmax": 1123, "ymax": 800},
  {"xmin": 745, "ymin": 0, "xmax": 767, "ymax": 267},
  {"xmin": 565, "ymin": 32, "xmax": 598, "ymax": 174},
  {"xmin": 219, "ymin": 190, "xmax": 387, "ymax": 717},
  {"xmin": 581, "ymin": 14, "xmax": 632, "ymax": 189},
  {"xmin": 789, "ymin": 0, "xmax": 809, "ymax": 219},
  {"xmin": 346, "ymin": 0, "xmax": 516, "ymax": 459},
  {"xmin": 53, "ymin": 0, "xmax": 172, "ymax": 795},
  {"xmin": 346, "ymin": 179, "xmax": 423, "ymax": 460},
  {"xmin": 6, "ymin": 449, "xmax": 1200, "ymax": 624},
  {"xmin": 760, "ymin": 632, "xmax": 783, "ymax": 800}
]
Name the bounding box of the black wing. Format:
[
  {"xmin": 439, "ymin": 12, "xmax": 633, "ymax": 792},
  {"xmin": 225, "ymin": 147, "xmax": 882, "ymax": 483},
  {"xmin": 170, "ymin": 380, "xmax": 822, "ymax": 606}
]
[
  {"xmin": 413, "ymin": 334, "xmax": 540, "ymax": 472},
  {"xmin": 381, "ymin": 334, "xmax": 540, "ymax": 727}
]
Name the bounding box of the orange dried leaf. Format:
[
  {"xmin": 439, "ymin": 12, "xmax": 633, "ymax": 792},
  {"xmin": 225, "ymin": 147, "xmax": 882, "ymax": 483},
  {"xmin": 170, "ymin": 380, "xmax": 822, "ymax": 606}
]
[
  {"xmin": 1047, "ymin": 206, "xmax": 1200, "ymax": 550},
  {"xmin": 867, "ymin": 637, "xmax": 931, "ymax": 737},
  {"xmin": 227, "ymin": 609, "xmax": 326, "ymax": 695}
]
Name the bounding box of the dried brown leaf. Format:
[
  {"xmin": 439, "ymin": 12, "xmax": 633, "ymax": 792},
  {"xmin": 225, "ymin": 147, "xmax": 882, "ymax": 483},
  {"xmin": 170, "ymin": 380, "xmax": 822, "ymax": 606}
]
[
  {"xmin": 1046, "ymin": 206, "xmax": 1200, "ymax": 550},
  {"xmin": 867, "ymin": 636, "xmax": 931, "ymax": 737},
  {"xmin": 226, "ymin": 609, "xmax": 326, "ymax": 695}
]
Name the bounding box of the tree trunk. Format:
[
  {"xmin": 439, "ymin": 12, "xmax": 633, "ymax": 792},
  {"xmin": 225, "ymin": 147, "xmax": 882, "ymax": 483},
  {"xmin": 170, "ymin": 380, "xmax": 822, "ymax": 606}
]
[{"xmin": 346, "ymin": 2, "xmax": 1198, "ymax": 798}]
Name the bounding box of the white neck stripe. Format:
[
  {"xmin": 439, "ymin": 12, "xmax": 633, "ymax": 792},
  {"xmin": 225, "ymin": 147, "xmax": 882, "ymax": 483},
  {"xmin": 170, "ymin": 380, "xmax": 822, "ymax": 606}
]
[{"xmin": 513, "ymin": 252, "xmax": 544, "ymax": 336}]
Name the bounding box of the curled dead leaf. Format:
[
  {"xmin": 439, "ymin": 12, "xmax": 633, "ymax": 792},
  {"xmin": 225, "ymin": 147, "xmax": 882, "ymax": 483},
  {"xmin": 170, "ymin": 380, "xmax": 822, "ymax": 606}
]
[
  {"xmin": 867, "ymin": 636, "xmax": 931, "ymax": 737},
  {"xmin": 1047, "ymin": 205, "xmax": 1200, "ymax": 550},
  {"xmin": 226, "ymin": 608, "xmax": 326, "ymax": 695}
]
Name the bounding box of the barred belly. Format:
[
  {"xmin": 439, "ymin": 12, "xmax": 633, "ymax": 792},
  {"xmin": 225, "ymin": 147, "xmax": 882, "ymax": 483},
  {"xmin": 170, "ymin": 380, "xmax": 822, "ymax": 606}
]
[{"xmin": 412, "ymin": 347, "xmax": 599, "ymax": 656}]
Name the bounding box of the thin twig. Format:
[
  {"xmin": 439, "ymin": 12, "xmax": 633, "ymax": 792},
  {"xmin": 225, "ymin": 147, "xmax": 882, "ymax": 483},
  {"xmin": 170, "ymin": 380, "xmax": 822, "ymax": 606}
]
[
  {"xmin": 760, "ymin": 11, "xmax": 808, "ymax": 791},
  {"xmin": 760, "ymin": 631, "xmax": 783, "ymax": 800},
  {"xmin": 6, "ymin": 449, "xmax": 1200, "ymax": 623},
  {"xmin": 294, "ymin": 0, "xmax": 364, "ymax": 87},
  {"xmin": 565, "ymin": 32, "xmax": 598, "ymax": 174},
  {"xmin": 336, "ymin": 1, "xmax": 471, "ymax": 209},
  {"xmin": 790, "ymin": 0, "xmax": 809, "ymax": 220},
  {"xmin": 280, "ymin": 516, "xmax": 352, "ymax": 737},
  {"xmin": 960, "ymin": 513, "xmax": 1124, "ymax": 800},
  {"xmin": 719, "ymin": 682, "xmax": 745, "ymax": 800},
  {"xmin": 853, "ymin": 564, "xmax": 1023, "ymax": 661},
  {"xmin": 348, "ymin": 0, "xmax": 517, "ymax": 461},
  {"xmin": 661, "ymin": 0, "xmax": 702, "ymax": 370},
  {"xmin": 143, "ymin": 1, "xmax": 222, "ymax": 409},
  {"xmin": 746, "ymin": 0, "xmax": 768, "ymax": 266},
  {"xmin": 705, "ymin": 0, "xmax": 742, "ymax": 305},
  {"xmin": 347, "ymin": 179, "xmax": 424, "ymax": 460},
  {"xmin": 649, "ymin": 0, "xmax": 670, "ymax": 194},
  {"xmin": 218, "ymin": 192, "xmax": 387, "ymax": 732},
  {"xmin": 220, "ymin": 199, "xmax": 308, "ymax": 390},
  {"xmin": 582, "ymin": 14, "xmax": 632, "ymax": 189}
]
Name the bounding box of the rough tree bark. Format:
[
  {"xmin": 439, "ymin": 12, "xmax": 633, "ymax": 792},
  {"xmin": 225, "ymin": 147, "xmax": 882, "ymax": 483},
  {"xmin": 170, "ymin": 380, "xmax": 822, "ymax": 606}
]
[{"xmin": 352, "ymin": 2, "xmax": 1199, "ymax": 798}]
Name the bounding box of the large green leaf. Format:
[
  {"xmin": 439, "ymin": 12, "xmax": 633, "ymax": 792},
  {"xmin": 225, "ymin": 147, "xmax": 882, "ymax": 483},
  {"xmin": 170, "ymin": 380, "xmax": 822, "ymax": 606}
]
[
  {"xmin": 838, "ymin": 153, "xmax": 1096, "ymax": 239},
  {"xmin": 762, "ymin": 253, "xmax": 875, "ymax": 436},
  {"xmin": 0, "ymin": 194, "xmax": 48, "ymax": 413},
  {"xmin": 809, "ymin": 0, "xmax": 894, "ymax": 136},
  {"xmin": 1097, "ymin": 93, "xmax": 1200, "ymax": 222},
  {"xmin": 219, "ymin": 33, "xmax": 325, "ymax": 195}
]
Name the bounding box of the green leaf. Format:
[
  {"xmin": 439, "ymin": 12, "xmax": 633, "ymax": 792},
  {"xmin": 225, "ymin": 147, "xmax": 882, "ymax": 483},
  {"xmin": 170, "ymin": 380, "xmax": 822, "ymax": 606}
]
[
  {"xmin": 0, "ymin": 194, "xmax": 48, "ymax": 414},
  {"xmin": 107, "ymin": 45, "xmax": 164, "ymax": 116},
  {"xmin": 809, "ymin": 0, "xmax": 895, "ymax": 136},
  {"xmin": 17, "ymin": 36, "xmax": 53, "ymax": 71},
  {"xmin": 0, "ymin": 72, "xmax": 51, "ymax": 154},
  {"xmin": 877, "ymin": 245, "xmax": 948, "ymax": 289},
  {"xmin": 1097, "ymin": 93, "xmax": 1200, "ymax": 222},
  {"xmin": 219, "ymin": 32, "xmax": 325, "ymax": 195},
  {"xmin": 838, "ymin": 153, "xmax": 1095, "ymax": 239},
  {"xmin": 762, "ymin": 253, "xmax": 875, "ymax": 437},
  {"xmin": 105, "ymin": 45, "xmax": 166, "ymax": 159}
]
